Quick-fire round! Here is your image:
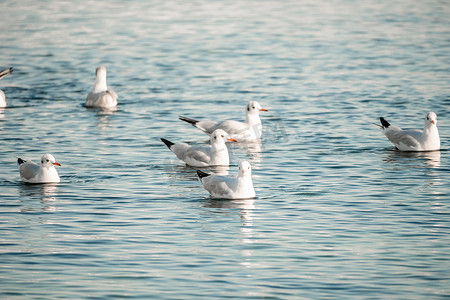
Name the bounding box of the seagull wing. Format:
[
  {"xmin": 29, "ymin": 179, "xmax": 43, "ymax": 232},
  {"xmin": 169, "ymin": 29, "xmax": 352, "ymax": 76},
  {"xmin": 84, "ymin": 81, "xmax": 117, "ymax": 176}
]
[
  {"xmin": 201, "ymin": 175, "xmax": 236, "ymax": 198},
  {"xmin": 171, "ymin": 143, "xmax": 211, "ymax": 166},
  {"xmin": 19, "ymin": 161, "xmax": 40, "ymax": 181},
  {"xmin": 216, "ymin": 120, "xmax": 249, "ymax": 136},
  {"xmin": 384, "ymin": 126, "xmax": 422, "ymax": 149}
]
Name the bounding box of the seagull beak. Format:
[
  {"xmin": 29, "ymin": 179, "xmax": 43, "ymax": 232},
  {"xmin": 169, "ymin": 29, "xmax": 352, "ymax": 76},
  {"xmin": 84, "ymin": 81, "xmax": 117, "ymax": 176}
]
[
  {"xmin": 259, "ymin": 108, "xmax": 268, "ymax": 112},
  {"xmin": 227, "ymin": 137, "xmax": 237, "ymax": 142},
  {"xmin": 431, "ymin": 119, "xmax": 436, "ymax": 125},
  {"xmin": 242, "ymin": 169, "xmax": 245, "ymax": 175},
  {"xmin": 53, "ymin": 162, "xmax": 61, "ymax": 166}
]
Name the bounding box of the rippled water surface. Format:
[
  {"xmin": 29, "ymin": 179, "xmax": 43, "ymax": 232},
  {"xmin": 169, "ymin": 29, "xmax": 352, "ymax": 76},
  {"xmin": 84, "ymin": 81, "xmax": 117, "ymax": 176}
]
[{"xmin": 1, "ymin": 0, "xmax": 449, "ymax": 298}]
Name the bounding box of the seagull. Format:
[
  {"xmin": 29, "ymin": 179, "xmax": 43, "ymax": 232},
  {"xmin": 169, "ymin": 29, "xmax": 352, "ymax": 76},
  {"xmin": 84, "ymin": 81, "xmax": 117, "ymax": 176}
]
[
  {"xmin": 85, "ymin": 66, "xmax": 118, "ymax": 109},
  {"xmin": 196, "ymin": 161, "xmax": 256, "ymax": 199},
  {"xmin": 17, "ymin": 154, "xmax": 61, "ymax": 183},
  {"xmin": 179, "ymin": 101, "xmax": 268, "ymax": 141},
  {"xmin": 161, "ymin": 129, "xmax": 236, "ymax": 167},
  {"xmin": 378, "ymin": 112, "xmax": 440, "ymax": 151},
  {"xmin": 0, "ymin": 67, "xmax": 13, "ymax": 108}
]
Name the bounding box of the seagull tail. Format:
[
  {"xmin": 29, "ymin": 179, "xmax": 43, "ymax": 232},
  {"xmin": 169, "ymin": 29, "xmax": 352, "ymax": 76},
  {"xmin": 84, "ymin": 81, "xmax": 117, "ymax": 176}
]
[
  {"xmin": 196, "ymin": 170, "xmax": 210, "ymax": 179},
  {"xmin": 370, "ymin": 121, "xmax": 383, "ymax": 129},
  {"xmin": 380, "ymin": 117, "xmax": 390, "ymax": 128},
  {"xmin": 179, "ymin": 115, "xmax": 198, "ymax": 126},
  {"xmin": 161, "ymin": 138, "xmax": 175, "ymax": 149},
  {"xmin": 17, "ymin": 157, "xmax": 25, "ymax": 165},
  {"xmin": 0, "ymin": 67, "xmax": 13, "ymax": 79}
]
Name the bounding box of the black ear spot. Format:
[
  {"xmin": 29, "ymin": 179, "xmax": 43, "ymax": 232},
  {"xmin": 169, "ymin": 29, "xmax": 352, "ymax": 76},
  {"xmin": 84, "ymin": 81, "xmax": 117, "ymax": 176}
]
[{"xmin": 247, "ymin": 105, "xmax": 250, "ymax": 112}]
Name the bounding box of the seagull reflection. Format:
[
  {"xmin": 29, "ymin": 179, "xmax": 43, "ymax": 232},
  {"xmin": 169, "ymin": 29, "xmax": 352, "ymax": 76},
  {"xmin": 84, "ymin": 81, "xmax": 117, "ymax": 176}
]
[
  {"xmin": 203, "ymin": 198, "xmax": 257, "ymax": 268},
  {"xmin": 18, "ymin": 183, "xmax": 58, "ymax": 212},
  {"xmin": 85, "ymin": 106, "xmax": 116, "ymax": 130},
  {"xmin": 383, "ymin": 149, "xmax": 441, "ymax": 168},
  {"xmin": 96, "ymin": 108, "xmax": 116, "ymax": 130},
  {"xmin": 203, "ymin": 198, "xmax": 255, "ymax": 224},
  {"xmin": 230, "ymin": 139, "xmax": 263, "ymax": 164}
]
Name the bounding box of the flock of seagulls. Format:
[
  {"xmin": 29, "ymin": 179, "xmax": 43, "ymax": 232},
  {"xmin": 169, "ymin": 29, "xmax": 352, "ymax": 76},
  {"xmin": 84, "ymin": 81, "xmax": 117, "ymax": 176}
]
[{"xmin": 1, "ymin": 66, "xmax": 442, "ymax": 199}]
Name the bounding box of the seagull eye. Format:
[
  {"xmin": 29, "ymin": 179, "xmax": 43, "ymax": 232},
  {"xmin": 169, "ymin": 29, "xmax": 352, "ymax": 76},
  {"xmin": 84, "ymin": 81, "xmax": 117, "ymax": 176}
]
[
  {"xmin": 46, "ymin": 159, "xmax": 49, "ymax": 162},
  {"xmin": 252, "ymin": 106, "xmax": 255, "ymax": 109}
]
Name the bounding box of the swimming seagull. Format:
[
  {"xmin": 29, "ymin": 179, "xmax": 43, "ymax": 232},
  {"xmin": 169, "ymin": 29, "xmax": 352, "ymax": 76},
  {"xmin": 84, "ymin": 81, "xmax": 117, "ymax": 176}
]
[
  {"xmin": 378, "ymin": 112, "xmax": 440, "ymax": 151},
  {"xmin": 161, "ymin": 129, "xmax": 236, "ymax": 167},
  {"xmin": 196, "ymin": 161, "xmax": 256, "ymax": 199},
  {"xmin": 17, "ymin": 154, "xmax": 61, "ymax": 183},
  {"xmin": 85, "ymin": 66, "xmax": 118, "ymax": 109},
  {"xmin": 0, "ymin": 67, "xmax": 13, "ymax": 108},
  {"xmin": 179, "ymin": 101, "xmax": 268, "ymax": 141}
]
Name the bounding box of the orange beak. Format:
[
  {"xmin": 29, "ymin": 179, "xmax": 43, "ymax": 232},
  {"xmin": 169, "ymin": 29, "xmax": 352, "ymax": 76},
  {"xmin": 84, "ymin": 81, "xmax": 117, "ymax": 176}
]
[
  {"xmin": 227, "ymin": 137, "xmax": 237, "ymax": 142},
  {"xmin": 259, "ymin": 108, "xmax": 268, "ymax": 112},
  {"xmin": 431, "ymin": 120, "xmax": 436, "ymax": 125},
  {"xmin": 53, "ymin": 162, "xmax": 61, "ymax": 166},
  {"xmin": 242, "ymin": 169, "xmax": 245, "ymax": 175}
]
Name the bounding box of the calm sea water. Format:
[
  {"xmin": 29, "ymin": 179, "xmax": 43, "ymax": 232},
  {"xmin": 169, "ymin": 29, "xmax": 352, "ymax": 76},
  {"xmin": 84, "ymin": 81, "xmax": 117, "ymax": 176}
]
[{"xmin": 1, "ymin": 0, "xmax": 449, "ymax": 298}]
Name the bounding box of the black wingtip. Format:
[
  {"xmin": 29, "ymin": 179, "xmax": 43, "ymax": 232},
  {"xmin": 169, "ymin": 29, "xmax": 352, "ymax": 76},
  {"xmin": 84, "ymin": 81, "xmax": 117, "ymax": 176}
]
[
  {"xmin": 0, "ymin": 67, "xmax": 13, "ymax": 77},
  {"xmin": 179, "ymin": 115, "xmax": 198, "ymax": 126},
  {"xmin": 17, "ymin": 158, "xmax": 25, "ymax": 165},
  {"xmin": 161, "ymin": 138, "xmax": 175, "ymax": 149},
  {"xmin": 380, "ymin": 117, "xmax": 390, "ymax": 128},
  {"xmin": 197, "ymin": 170, "xmax": 211, "ymax": 179}
]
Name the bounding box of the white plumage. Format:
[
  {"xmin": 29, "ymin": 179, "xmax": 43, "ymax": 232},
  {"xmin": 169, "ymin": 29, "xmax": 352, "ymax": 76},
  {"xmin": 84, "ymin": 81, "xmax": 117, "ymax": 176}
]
[
  {"xmin": 179, "ymin": 101, "xmax": 267, "ymax": 141},
  {"xmin": 379, "ymin": 112, "xmax": 440, "ymax": 151},
  {"xmin": 18, "ymin": 154, "xmax": 61, "ymax": 183},
  {"xmin": 0, "ymin": 67, "xmax": 13, "ymax": 108},
  {"xmin": 161, "ymin": 129, "xmax": 236, "ymax": 167},
  {"xmin": 85, "ymin": 66, "xmax": 118, "ymax": 109},
  {"xmin": 197, "ymin": 161, "xmax": 256, "ymax": 199}
]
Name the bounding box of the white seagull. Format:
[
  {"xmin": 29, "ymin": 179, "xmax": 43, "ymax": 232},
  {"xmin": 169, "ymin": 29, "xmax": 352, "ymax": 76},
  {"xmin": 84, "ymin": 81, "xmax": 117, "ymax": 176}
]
[
  {"xmin": 0, "ymin": 67, "xmax": 13, "ymax": 108},
  {"xmin": 197, "ymin": 161, "xmax": 256, "ymax": 199},
  {"xmin": 379, "ymin": 112, "xmax": 440, "ymax": 151},
  {"xmin": 17, "ymin": 154, "xmax": 61, "ymax": 183},
  {"xmin": 161, "ymin": 129, "xmax": 236, "ymax": 167},
  {"xmin": 85, "ymin": 66, "xmax": 118, "ymax": 109},
  {"xmin": 179, "ymin": 101, "xmax": 268, "ymax": 141}
]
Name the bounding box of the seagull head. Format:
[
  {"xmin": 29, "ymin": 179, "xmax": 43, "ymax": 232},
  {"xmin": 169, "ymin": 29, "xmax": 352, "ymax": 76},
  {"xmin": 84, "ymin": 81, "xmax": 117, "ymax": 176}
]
[
  {"xmin": 210, "ymin": 129, "xmax": 236, "ymax": 144},
  {"xmin": 238, "ymin": 161, "xmax": 252, "ymax": 177},
  {"xmin": 425, "ymin": 112, "xmax": 437, "ymax": 126},
  {"xmin": 41, "ymin": 154, "xmax": 61, "ymax": 168},
  {"xmin": 96, "ymin": 66, "xmax": 107, "ymax": 79},
  {"xmin": 246, "ymin": 101, "xmax": 267, "ymax": 115}
]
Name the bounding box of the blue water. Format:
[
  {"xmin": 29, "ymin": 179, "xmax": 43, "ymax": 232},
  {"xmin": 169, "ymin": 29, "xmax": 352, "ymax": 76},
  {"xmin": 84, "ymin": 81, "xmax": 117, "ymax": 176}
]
[{"xmin": 1, "ymin": 0, "xmax": 449, "ymax": 298}]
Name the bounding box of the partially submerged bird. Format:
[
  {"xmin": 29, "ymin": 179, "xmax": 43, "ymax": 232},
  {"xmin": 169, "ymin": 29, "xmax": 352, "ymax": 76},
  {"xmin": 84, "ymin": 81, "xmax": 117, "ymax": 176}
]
[
  {"xmin": 0, "ymin": 67, "xmax": 13, "ymax": 108},
  {"xmin": 161, "ymin": 129, "xmax": 236, "ymax": 167},
  {"xmin": 17, "ymin": 154, "xmax": 61, "ymax": 183},
  {"xmin": 85, "ymin": 66, "xmax": 118, "ymax": 109},
  {"xmin": 197, "ymin": 161, "xmax": 256, "ymax": 199},
  {"xmin": 179, "ymin": 101, "xmax": 268, "ymax": 141},
  {"xmin": 378, "ymin": 112, "xmax": 440, "ymax": 151}
]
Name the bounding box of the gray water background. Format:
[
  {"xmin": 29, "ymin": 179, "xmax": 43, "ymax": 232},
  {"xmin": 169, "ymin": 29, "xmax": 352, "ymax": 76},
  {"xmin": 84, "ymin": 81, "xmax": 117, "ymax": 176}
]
[{"xmin": 0, "ymin": 0, "xmax": 449, "ymax": 298}]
